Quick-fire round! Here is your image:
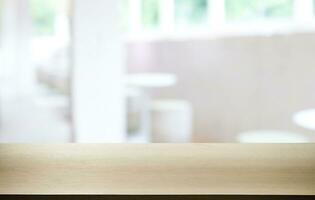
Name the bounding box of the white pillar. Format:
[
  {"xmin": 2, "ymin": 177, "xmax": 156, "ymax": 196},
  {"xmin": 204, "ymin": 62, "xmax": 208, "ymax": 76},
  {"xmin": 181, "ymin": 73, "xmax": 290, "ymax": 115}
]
[
  {"xmin": 129, "ymin": 0, "xmax": 142, "ymax": 34},
  {"xmin": 0, "ymin": 0, "xmax": 33, "ymax": 97},
  {"xmin": 294, "ymin": 0, "xmax": 314, "ymax": 23},
  {"xmin": 160, "ymin": 0, "xmax": 175, "ymax": 34},
  {"xmin": 72, "ymin": 0, "xmax": 126, "ymax": 143},
  {"xmin": 208, "ymin": 0, "xmax": 225, "ymax": 30}
]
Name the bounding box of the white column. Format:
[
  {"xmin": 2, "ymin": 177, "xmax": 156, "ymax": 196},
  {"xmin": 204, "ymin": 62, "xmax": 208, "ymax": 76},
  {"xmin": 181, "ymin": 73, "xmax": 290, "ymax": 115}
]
[
  {"xmin": 72, "ymin": 0, "xmax": 126, "ymax": 143},
  {"xmin": 0, "ymin": 0, "xmax": 33, "ymax": 97},
  {"xmin": 294, "ymin": 0, "xmax": 314, "ymax": 23},
  {"xmin": 208, "ymin": 0, "xmax": 225, "ymax": 30},
  {"xmin": 160, "ymin": 0, "xmax": 175, "ymax": 34},
  {"xmin": 129, "ymin": 0, "xmax": 142, "ymax": 34}
]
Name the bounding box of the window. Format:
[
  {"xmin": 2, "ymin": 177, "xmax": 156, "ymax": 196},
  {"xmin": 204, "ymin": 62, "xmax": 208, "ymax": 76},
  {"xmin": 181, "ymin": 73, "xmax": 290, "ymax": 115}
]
[
  {"xmin": 225, "ymin": 0, "xmax": 294, "ymax": 22},
  {"xmin": 30, "ymin": 0, "xmax": 71, "ymax": 94},
  {"xmin": 124, "ymin": 0, "xmax": 315, "ymax": 37},
  {"xmin": 141, "ymin": 0, "xmax": 160, "ymax": 29},
  {"xmin": 175, "ymin": 0, "xmax": 208, "ymax": 28},
  {"xmin": 30, "ymin": 0, "xmax": 63, "ymax": 36}
]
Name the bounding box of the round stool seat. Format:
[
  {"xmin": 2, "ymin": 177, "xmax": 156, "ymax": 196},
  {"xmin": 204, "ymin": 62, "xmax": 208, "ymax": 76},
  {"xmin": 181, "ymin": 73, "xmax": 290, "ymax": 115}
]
[
  {"xmin": 237, "ymin": 130, "xmax": 309, "ymax": 143},
  {"xmin": 151, "ymin": 100, "xmax": 193, "ymax": 143},
  {"xmin": 293, "ymin": 109, "xmax": 315, "ymax": 131}
]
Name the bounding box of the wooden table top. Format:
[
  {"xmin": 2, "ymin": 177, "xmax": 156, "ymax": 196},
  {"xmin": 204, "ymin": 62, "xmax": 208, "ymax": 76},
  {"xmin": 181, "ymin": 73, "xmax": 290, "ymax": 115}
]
[{"xmin": 0, "ymin": 144, "xmax": 314, "ymax": 195}]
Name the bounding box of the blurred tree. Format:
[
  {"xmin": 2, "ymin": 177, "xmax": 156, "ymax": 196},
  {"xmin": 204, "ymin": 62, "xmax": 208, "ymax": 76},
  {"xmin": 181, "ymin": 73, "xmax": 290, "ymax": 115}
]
[
  {"xmin": 175, "ymin": 0, "xmax": 208, "ymax": 27},
  {"xmin": 30, "ymin": 0, "xmax": 64, "ymax": 36},
  {"xmin": 142, "ymin": 0, "xmax": 160, "ymax": 29},
  {"xmin": 225, "ymin": 0, "xmax": 293, "ymax": 22}
]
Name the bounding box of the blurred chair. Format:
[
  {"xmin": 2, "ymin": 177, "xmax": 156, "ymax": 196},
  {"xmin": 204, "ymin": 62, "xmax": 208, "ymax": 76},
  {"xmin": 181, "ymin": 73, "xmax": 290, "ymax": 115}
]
[
  {"xmin": 151, "ymin": 100, "xmax": 193, "ymax": 143},
  {"xmin": 126, "ymin": 73, "xmax": 178, "ymax": 143},
  {"xmin": 237, "ymin": 130, "xmax": 309, "ymax": 143}
]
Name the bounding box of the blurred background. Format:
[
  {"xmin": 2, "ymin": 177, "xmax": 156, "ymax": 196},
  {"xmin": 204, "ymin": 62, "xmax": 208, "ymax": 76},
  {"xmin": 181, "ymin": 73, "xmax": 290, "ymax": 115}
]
[{"xmin": 0, "ymin": 0, "xmax": 315, "ymax": 143}]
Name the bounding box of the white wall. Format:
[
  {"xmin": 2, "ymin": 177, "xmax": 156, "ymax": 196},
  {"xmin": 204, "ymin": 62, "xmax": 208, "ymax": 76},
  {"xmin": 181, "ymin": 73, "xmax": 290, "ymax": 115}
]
[
  {"xmin": 127, "ymin": 33, "xmax": 315, "ymax": 142},
  {"xmin": 72, "ymin": 0, "xmax": 126, "ymax": 143},
  {"xmin": 0, "ymin": 0, "xmax": 33, "ymax": 96}
]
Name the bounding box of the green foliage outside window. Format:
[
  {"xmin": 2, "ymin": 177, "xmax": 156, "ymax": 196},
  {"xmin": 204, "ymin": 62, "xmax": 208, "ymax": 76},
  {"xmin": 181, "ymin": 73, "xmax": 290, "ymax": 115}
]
[
  {"xmin": 175, "ymin": 0, "xmax": 208, "ymax": 27},
  {"xmin": 225, "ymin": 0, "xmax": 294, "ymax": 22},
  {"xmin": 30, "ymin": 0, "xmax": 64, "ymax": 36},
  {"xmin": 142, "ymin": 0, "xmax": 160, "ymax": 29}
]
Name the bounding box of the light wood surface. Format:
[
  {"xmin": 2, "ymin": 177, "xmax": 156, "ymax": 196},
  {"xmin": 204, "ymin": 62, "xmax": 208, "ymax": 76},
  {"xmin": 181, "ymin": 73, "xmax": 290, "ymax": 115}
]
[{"xmin": 0, "ymin": 144, "xmax": 314, "ymax": 195}]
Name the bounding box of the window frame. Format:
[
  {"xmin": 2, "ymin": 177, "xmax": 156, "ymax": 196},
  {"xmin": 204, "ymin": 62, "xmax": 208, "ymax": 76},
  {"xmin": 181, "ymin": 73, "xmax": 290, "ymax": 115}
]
[{"xmin": 126, "ymin": 0, "xmax": 315, "ymax": 41}]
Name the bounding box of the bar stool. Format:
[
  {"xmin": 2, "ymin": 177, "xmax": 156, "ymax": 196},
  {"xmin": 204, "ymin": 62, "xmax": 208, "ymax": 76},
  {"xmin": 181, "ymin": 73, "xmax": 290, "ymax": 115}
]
[
  {"xmin": 237, "ymin": 130, "xmax": 309, "ymax": 143},
  {"xmin": 151, "ymin": 99, "xmax": 193, "ymax": 143}
]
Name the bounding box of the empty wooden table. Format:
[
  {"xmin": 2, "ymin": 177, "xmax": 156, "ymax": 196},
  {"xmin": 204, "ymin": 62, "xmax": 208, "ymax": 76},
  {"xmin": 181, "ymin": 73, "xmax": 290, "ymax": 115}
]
[{"xmin": 0, "ymin": 144, "xmax": 314, "ymax": 195}]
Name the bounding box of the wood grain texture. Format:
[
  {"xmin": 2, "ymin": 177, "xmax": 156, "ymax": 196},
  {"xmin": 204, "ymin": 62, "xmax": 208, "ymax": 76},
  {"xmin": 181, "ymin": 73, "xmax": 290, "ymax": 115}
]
[{"xmin": 0, "ymin": 144, "xmax": 314, "ymax": 195}]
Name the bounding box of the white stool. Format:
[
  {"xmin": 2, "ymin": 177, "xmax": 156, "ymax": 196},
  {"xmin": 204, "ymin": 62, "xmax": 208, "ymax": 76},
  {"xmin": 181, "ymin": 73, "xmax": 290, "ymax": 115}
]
[
  {"xmin": 126, "ymin": 88, "xmax": 143, "ymax": 134},
  {"xmin": 293, "ymin": 109, "xmax": 315, "ymax": 131},
  {"xmin": 126, "ymin": 88, "xmax": 151, "ymax": 143},
  {"xmin": 151, "ymin": 100, "xmax": 193, "ymax": 143},
  {"xmin": 237, "ymin": 130, "xmax": 309, "ymax": 143}
]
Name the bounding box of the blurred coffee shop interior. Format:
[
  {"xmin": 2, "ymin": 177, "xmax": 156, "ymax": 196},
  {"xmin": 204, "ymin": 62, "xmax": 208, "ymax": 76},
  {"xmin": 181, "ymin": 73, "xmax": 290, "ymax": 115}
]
[{"xmin": 0, "ymin": 0, "xmax": 315, "ymax": 143}]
